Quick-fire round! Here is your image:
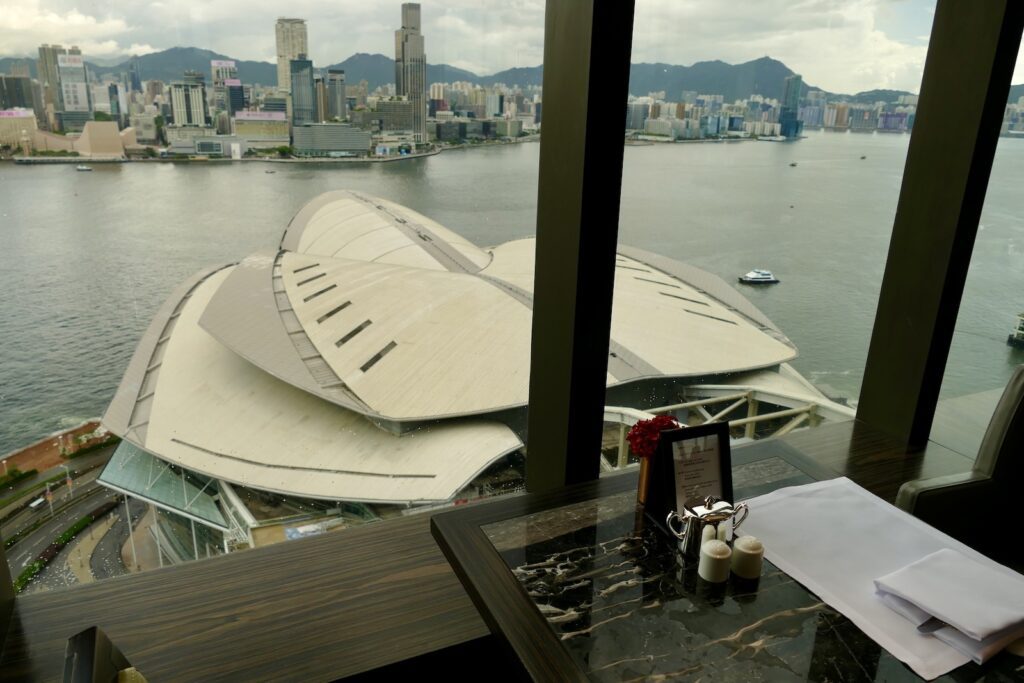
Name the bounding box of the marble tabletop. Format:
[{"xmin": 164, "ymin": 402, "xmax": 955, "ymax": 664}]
[{"xmin": 483, "ymin": 489, "xmax": 1023, "ymax": 682}]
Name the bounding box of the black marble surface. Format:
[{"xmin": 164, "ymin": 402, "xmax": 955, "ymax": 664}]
[{"xmin": 483, "ymin": 490, "xmax": 1024, "ymax": 682}]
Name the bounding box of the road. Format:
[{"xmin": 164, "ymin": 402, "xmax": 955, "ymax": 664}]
[
  {"xmin": 90, "ymin": 498, "xmax": 146, "ymax": 580},
  {"xmin": 6, "ymin": 483, "xmax": 117, "ymax": 590}
]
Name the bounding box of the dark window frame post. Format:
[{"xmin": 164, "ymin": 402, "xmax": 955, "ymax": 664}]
[
  {"xmin": 525, "ymin": 0, "xmax": 636, "ymax": 492},
  {"xmin": 859, "ymin": 1, "xmax": 1024, "ymax": 449}
]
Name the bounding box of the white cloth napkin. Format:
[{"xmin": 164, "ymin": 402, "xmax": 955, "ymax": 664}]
[
  {"xmin": 874, "ymin": 548, "xmax": 1024, "ymax": 664},
  {"xmin": 739, "ymin": 477, "xmax": 1019, "ymax": 680}
]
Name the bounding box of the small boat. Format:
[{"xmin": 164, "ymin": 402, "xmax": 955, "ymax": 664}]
[
  {"xmin": 1008, "ymin": 312, "xmax": 1024, "ymax": 348},
  {"xmin": 860, "ymin": 155, "xmax": 867, "ymax": 159},
  {"xmin": 75, "ymin": 165, "xmax": 92, "ymax": 172},
  {"xmin": 789, "ymin": 162, "xmax": 797, "ymax": 167},
  {"xmin": 265, "ymin": 170, "xmax": 276, "ymax": 174},
  {"xmin": 738, "ymin": 269, "xmax": 779, "ymax": 285}
]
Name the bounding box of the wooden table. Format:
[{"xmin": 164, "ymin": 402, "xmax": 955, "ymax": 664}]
[{"xmin": 431, "ymin": 431, "xmax": 1021, "ymax": 681}]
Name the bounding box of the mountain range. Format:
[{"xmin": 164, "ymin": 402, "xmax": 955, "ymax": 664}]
[{"xmin": 4, "ymin": 46, "xmax": 1020, "ymax": 104}]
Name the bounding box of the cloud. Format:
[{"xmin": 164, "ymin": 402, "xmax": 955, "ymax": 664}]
[{"xmin": 0, "ymin": 0, "xmax": 1019, "ymax": 92}]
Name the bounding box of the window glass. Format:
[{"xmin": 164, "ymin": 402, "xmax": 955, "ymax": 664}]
[
  {"xmin": 604, "ymin": 1, "xmax": 932, "ymax": 471},
  {"xmin": 0, "ymin": 1, "xmax": 542, "ymax": 589}
]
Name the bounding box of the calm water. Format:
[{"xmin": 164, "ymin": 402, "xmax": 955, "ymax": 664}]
[{"xmin": 1, "ymin": 131, "xmax": 1022, "ymax": 454}]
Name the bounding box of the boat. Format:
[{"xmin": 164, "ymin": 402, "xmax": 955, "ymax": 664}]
[
  {"xmin": 265, "ymin": 170, "xmax": 276, "ymax": 174},
  {"xmin": 75, "ymin": 165, "xmax": 92, "ymax": 172},
  {"xmin": 789, "ymin": 162, "xmax": 798, "ymax": 167},
  {"xmin": 738, "ymin": 269, "xmax": 779, "ymax": 284},
  {"xmin": 1008, "ymin": 312, "xmax": 1024, "ymax": 348},
  {"xmin": 860, "ymin": 155, "xmax": 867, "ymax": 160}
]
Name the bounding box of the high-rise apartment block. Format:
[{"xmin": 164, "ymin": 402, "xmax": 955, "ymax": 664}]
[
  {"xmin": 394, "ymin": 3, "xmax": 426, "ymax": 143},
  {"xmin": 289, "ymin": 56, "xmax": 317, "ymax": 126},
  {"xmin": 275, "ymin": 18, "xmax": 308, "ymax": 93},
  {"xmin": 169, "ymin": 71, "xmax": 210, "ymax": 126}
]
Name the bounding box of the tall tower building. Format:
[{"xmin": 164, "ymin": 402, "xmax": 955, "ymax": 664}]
[
  {"xmin": 326, "ymin": 69, "xmax": 347, "ymax": 121},
  {"xmin": 169, "ymin": 70, "xmax": 209, "ymax": 126},
  {"xmin": 289, "ymin": 56, "xmax": 317, "ymax": 126},
  {"xmin": 394, "ymin": 3, "xmax": 426, "ymax": 143},
  {"xmin": 780, "ymin": 73, "xmax": 803, "ymax": 139},
  {"xmin": 128, "ymin": 56, "xmax": 143, "ymax": 92},
  {"xmin": 275, "ymin": 18, "xmax": 308, "ymax": 93},
  {"xmin": 57, "ymin": 49, "xmax": 90, "ymax": 113},
  {"xmin": 36, "ymin": 44, "xmax": 65, "ymax": 112}
]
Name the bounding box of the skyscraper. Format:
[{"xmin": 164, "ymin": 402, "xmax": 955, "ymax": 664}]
[
  {"xmin": 289, "ymin": 56, "xmax": 317, "ymax": 126},
  {"xmin": 36, "ymin": 44, "xmax": 66, "ymax": 112},
  {"xmin": 327, "ymin": 69, "xmax": 347, "ymax": 121},
  {"xmin": 57, "ymin": 50, "xmax": 90, "ymax": 114},
  {"xmin": 780, "ymin": 73, "xmax": 803, "ymax": 139},
  {"xmin": 128, "ymin": 56, "xmax": 143, "ymax": 93},
  {"xmin": 275, "ymin": 18, "xmax": 308, "ymax": 93},
  {"xmin": 394, "ymin": 3, "xmax": 426, "ymax": 143},
  {"xmin": 169, "ymin": 71, "xmax": 209, "ymax": 126}
]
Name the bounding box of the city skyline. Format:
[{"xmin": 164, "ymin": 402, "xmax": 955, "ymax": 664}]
[{"xmin": 7, "ymin": 0, "xmax": 1022, "ymax": 94}]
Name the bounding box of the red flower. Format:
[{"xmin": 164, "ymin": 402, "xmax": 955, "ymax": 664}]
[{"xmin": 626, "ymin": 415, "xmax": 682, "ymax": 459}]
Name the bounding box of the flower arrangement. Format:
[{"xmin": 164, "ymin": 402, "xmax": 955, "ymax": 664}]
[
  {"xmin": 627, "ymin": 414, "xmax": 682, "ymax": 460},
  {"xmin": 627, "ymin": 415, "xmax": 681, "ymax": 506}
]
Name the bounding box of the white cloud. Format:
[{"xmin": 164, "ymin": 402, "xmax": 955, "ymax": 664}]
[{"xmin": 0, "ymin": 0, "xmax": 1019, "ymax": 92}]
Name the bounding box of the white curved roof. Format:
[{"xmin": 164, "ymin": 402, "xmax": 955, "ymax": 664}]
[
  {"xmin": 198, "ymin": 191, "xmax": 797, "ymax": 422},
  {"xmin": 105, "ymin": 266, "xmax": 522, "ymax": 505}
]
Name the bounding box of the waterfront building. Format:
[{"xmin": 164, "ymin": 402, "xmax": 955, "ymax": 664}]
[
  {"xmin": 394, "ymin": 3, "xmax": 427, "ymax": 143},
  {"xmin": 374, "ymin": 98, "xmax": 415, "ymax": 132},
  {"xmin": 779, "ymin": 73, "xmax": 803, "ymax": 138},
  {"xmin": 169, "ymin": 71, "xmax": 209, "ymax": 126},
  {"xmin": 849, "ymin": 106, "xmax": 878, "ymax": 131},
  {"xmin": 275, "ymin": 18, "xmax": 308, "ymax": 93},
  {"xmin": 129, "ymin": 113, "xmax": 159, "ymax": 143},
  {"xmin": 55, "ymin": 111, "xmax": 91, "ymax": 133},
  {"xmin": 98, "ymin": 191, "xmax": 851, "ymax": 558},
  {"xmin": 0, "ymin": 109, "xmax": 37, "ymax": 149},
  {"xmin": 326, "ymin": 70, "xmax": 347, "ymax": 121},
  {"xmin": 292, "ymin": 123, "xmax": 371, "ymax": 156},
  {"xmin": 625, "ymin": 102, "xmax": 649, "ymax": 131},
  {"xmin": 232, "ymin": 111, "xmax": 289, "ymax": 148},
  {"xmin": 289, "ymin": 56, "xmax": 317, "ymax": 126}
]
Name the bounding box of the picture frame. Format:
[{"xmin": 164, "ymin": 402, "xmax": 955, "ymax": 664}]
[{"xmin": 644, "ymin": 421, "xmax": 733, "ymax": 533}]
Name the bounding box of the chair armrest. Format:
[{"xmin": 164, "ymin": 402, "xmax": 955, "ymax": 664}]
[{"xmin": 895, "ymin": 471, "xmax": 988, "ymax": 512}]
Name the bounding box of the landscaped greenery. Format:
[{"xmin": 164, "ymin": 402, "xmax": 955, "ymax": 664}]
[
  {"xmin": 32, "ymin": 149, "xmax": 80, "ymax": 157},
  {"xmin": 12, "ymin": 499, "xmax": 118, "ymax": 592},
  {"xmin": 0, "ymin": 468, "xmax": 36, "ymax": 489}
]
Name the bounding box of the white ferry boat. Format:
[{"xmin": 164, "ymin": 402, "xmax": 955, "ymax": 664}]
[
  {"xmin": 75, "ymin": 165, "xmax": 93, "ymax": 172},
  {"xmin": 1008, "ymin": 312, "xmax": 1024, "ymax": 348},
  {"xmin": 738, "ymin": 269, "xmax": 779, "ymax": 284}
]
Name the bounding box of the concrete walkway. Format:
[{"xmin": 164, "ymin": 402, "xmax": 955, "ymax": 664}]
[
  {"xmin": 65, "ymin": 513, "xmax": 117, "ymax": 584},
  {"xmin": 121, "ymin": 506, "xmax": 163, "ymax": 572}
]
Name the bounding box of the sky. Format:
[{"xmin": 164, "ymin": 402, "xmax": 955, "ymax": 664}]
[{"xmin": 1, "ymin": 0, "xmax": 1022, "ymax": 94}]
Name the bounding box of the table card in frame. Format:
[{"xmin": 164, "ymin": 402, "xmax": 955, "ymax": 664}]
[{"xmin": 644, "ymin": 421, "xmax": 734, "ymax": 538}]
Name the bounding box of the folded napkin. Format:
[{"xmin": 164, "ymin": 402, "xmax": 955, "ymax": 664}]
[{"xmin": 874, "ymin": 548, "xmax": 1024, "ymax": 663}]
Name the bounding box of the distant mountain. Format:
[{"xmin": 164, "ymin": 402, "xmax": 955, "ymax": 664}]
[
  {"xmin": 91, "ymin": 47, "xmax": 276, "ymax": 85},
  {"xmin": 325, "ymin": 53, "xmax": 478, "ymax": 90}
]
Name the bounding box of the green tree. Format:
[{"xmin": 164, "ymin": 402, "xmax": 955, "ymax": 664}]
[{"xmin": 93, "ymin": 111, "xmax": 112, "ymax": 122}]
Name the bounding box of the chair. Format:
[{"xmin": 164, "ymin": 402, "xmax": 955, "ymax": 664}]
[{"xmin": 896, "ymin": 365, "xmax": 1024, "ymax": 568}]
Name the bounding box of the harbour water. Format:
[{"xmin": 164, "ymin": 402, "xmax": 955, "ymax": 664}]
[{"xmin": 1, "ymin": 130, "xmax": 1022, "ymax": 455}]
